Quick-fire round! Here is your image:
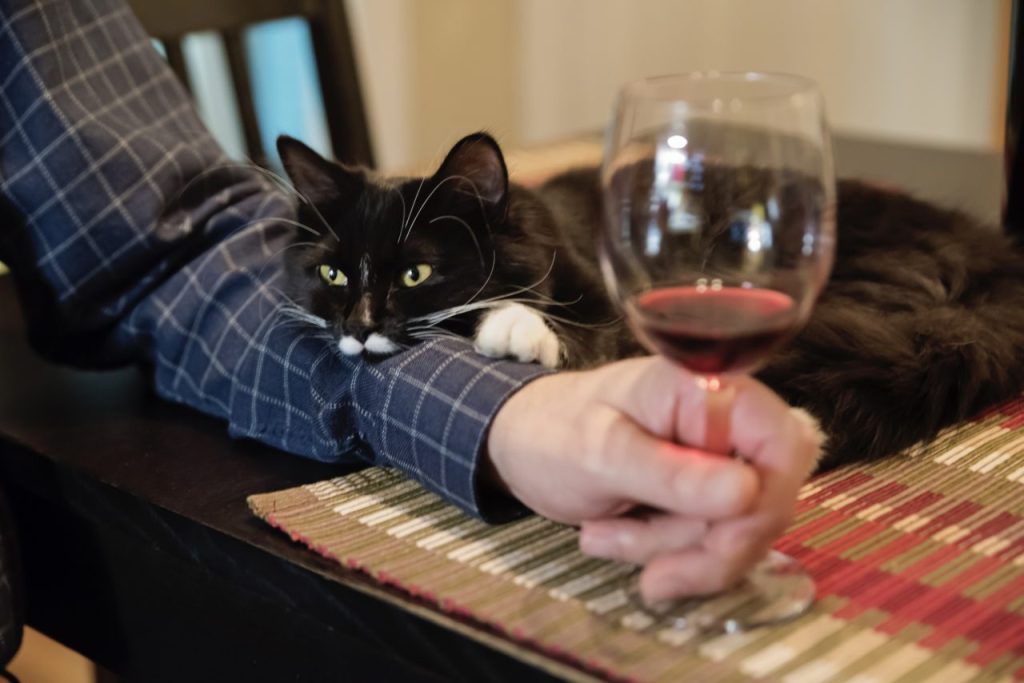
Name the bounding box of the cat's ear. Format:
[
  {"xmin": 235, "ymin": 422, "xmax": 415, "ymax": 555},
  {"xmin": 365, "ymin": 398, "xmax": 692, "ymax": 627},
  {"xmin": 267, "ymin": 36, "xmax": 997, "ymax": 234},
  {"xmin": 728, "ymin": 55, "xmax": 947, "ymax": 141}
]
[
  {"xmin": 435, "ymin": 132, "xmax": 508, "ymax": 205},
  {"xmin": 277, "ymin": 135, "xmax": 363, "ymax": 205}
]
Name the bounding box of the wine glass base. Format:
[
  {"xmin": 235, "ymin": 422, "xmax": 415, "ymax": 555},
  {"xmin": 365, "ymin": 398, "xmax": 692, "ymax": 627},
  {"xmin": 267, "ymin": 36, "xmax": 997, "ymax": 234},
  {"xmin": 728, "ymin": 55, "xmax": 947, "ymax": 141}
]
[{"xmin": 625, "ymin": 550, "xmax": 815, "ymax": 634}]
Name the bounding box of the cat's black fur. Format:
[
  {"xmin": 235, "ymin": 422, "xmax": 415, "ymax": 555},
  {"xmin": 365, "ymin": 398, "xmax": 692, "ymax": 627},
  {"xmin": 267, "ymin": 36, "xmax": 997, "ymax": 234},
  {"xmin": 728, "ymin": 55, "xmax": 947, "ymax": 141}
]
[{"xmin": 279, "ymin": 133, "xmax": 1024, "ymax": 470}]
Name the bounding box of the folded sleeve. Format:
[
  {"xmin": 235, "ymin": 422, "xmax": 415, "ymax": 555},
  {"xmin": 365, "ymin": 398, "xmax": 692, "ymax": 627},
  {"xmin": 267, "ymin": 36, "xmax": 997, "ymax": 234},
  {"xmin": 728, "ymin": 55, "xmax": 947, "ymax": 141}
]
[{"xmin": 0, "ymin": 0, "xmax": 550, "ymax": 520}]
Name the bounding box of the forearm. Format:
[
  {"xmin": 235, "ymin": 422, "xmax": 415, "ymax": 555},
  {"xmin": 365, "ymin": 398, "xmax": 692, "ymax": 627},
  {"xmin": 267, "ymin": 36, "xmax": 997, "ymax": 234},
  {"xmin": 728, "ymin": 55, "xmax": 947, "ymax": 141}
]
[
  {"xmin": 0, "ymin": 0, "xmax": 550, "ymax": 520},
  {"xmin": 124, "ymin": 218, "xmax": 550, "ymax": 517}
]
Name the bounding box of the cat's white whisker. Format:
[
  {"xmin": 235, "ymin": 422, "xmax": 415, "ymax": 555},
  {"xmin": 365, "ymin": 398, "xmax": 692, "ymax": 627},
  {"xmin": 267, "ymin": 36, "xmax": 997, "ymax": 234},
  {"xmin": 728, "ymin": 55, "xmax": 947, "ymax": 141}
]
[
  {"xmin": 429, "ymin": 214, "xmax": 486, "ymax": 268},
  {"xmin": 254, "ymin": 298, "xmax": 332, "ymax": 338},
  {"xmin": 238, "ymin": 156, "xmax": 341, "ymax": 243},
  {"xmin": 254, "ymin": 217, "xmax": 327, "ymax": 240},
  {"xmin": 254, "ymin": 239, "xmax": 320, "ymax": 303},
  {"xmin": 407, "ymin": 285, "xmax": 616, "ymax": 331},
  {"xmin": 409, "ymin": 255, "xmax": 562, "ymax": 327},
  {"xmin": 401, "ymin": 175, "xmax": 428, "ymax": 243},
  {"xmin": 540, "ymin": 311, "xmax": 618, "ymax": 329},
  {"xmin": 407, "ymin": 330, "xmax": 466, "ymax": 343},
  {"xmin": 463, "ymin": 256, "xmax": 497, "ymax": 306},
  {"xmin": 165, "ymin": 161, "xmax": 275, "ymax": 210},
  {"xmin": 409, "ymin": 298, "xmax": 527, "ymax": 326},
  {"xmin": 389, "ymin": 185, "xmax": 408, "ymax": 239},
  {"xmin": 280, "ymin": 308, "xmax": 329, "ymax": 329},
  {"xmin": 403, "ymin": 174, "xmax": 480, "ymax": 243},
  {"xmin": 438, "ymin": 173, "xmax": 494, "ymax": 239},
  {"xmin": 262, "ymin": 296, "xmax": 328, "ymax": 324},
  {"xmin": 166, "ymin": 161, "xmax": 341, "ymax": 243}
]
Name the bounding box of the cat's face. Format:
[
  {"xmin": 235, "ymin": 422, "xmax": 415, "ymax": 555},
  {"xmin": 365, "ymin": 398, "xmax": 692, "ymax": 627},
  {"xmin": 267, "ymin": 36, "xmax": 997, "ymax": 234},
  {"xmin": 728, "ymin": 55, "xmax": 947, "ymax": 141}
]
[{"xmin": 278, "ymin": 133, "xmax": 511, "ymax": 357}]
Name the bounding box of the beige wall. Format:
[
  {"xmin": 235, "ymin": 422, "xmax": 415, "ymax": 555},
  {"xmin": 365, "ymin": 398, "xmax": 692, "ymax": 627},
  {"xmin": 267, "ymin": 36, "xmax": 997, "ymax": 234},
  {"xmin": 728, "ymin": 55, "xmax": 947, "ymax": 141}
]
[{"xmin": 348, "ymin": 0, "xmax": 1008, "ymax": 172}]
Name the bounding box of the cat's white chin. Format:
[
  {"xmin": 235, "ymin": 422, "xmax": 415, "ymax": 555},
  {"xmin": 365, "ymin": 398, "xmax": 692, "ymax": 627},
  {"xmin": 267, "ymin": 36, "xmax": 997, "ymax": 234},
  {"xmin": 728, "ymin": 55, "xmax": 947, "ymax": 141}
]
[{"xmin": 339, "ymin": 334, "xmax": 400, "ymax": 356}]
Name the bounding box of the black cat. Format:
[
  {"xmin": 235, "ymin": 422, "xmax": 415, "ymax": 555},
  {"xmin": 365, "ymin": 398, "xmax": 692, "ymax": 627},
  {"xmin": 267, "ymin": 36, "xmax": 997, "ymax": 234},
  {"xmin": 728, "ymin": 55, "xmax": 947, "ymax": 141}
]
[
  {"xmin": 278, "ymin": 133, "xmax": 628, "ymax": 369},
  {"xmin": 278, "ymin": 133, "xmax": 1024, "ymax": 469}
]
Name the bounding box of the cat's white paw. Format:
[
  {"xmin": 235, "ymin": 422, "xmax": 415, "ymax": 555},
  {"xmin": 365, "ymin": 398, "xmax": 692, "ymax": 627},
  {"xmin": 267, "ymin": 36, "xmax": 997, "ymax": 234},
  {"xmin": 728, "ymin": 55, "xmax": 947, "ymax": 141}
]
[
  {"xmin": 475, "ymin": 303, "xmax": 562, "ymax": 368},
  {"xmin": 790, "ymin": 406, "xmax": 827, "ymax": 461}
]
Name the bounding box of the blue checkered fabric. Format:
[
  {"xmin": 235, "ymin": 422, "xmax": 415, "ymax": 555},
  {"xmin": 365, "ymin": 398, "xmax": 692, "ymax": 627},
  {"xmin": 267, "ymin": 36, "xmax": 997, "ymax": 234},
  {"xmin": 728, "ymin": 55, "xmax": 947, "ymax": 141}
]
[{"xmin": 0, "ymin": 0, "xmax": 549, "ymax": 520}]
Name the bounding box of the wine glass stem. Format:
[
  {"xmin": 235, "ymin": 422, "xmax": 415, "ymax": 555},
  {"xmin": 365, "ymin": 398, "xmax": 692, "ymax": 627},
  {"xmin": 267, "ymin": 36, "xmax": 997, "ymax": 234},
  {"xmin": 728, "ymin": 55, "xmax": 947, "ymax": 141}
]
[{"xmin": 703, "ymin": 375, "xmax": 734, "ymax": 455}]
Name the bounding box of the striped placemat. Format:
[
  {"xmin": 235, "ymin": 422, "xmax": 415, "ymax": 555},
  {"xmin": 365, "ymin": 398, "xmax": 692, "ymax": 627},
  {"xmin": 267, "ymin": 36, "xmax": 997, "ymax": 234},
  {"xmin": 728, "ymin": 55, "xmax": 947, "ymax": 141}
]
[{"xmin": 248, "ymin": 398, "xmax": 1024, "ymax": 682}]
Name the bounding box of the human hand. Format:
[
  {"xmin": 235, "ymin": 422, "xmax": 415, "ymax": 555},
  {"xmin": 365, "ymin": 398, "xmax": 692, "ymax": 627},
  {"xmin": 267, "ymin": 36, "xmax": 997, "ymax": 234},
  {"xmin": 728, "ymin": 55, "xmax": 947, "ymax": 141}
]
[{"xmin": 486, "ymin": 356, "xmax": 822, "ymax": 603}]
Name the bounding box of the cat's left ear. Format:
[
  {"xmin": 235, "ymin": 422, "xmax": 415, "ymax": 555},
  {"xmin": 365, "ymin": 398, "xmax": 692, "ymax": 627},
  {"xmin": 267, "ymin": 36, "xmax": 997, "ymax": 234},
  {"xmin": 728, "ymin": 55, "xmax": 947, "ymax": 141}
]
[
  {"xmin": 435, "ymin": 132, "xmax": 509, "ymax": 206},
  {"xmin": 277, "ymin": 135, "xmax": 363, "ymax": 206}
]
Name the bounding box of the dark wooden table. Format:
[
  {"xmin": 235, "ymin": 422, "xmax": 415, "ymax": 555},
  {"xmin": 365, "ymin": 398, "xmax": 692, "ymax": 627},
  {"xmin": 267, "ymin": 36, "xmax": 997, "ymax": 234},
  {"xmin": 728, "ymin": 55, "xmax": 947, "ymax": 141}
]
[
  {"xmin": 0, "ymin": 278, "xmax": 574, "ymax": 682},
  {"xmin": 0, "ymin": 135, "xmax": 1004, "ymax": 682}
]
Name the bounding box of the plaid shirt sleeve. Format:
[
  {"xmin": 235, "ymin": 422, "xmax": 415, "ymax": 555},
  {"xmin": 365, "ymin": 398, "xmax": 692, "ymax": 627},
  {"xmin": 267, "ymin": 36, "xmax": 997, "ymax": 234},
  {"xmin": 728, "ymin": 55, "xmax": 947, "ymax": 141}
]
[{"xmin": 0, "ymin": 0, "xmax": 550, "ymax": 520}]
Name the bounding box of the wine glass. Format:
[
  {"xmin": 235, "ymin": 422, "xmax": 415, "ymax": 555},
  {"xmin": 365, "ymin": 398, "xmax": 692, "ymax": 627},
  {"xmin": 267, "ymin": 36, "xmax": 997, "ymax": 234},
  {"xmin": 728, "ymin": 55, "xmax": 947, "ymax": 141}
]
[{"xmin": 599, "ymin": 72, "xmax": 836, "ymax": 632}]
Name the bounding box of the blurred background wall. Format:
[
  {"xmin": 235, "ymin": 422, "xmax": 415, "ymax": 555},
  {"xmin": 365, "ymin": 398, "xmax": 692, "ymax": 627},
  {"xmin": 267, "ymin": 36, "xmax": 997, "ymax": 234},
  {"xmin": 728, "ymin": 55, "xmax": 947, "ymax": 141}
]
[
  {"xmin": 0, "ymin": 0, "xmax": 1012, "ymax": 279},
  {"xmin": 174, "ymin": 0, "xmax": 1008, "ymax": 172},
  {"xmin": 349, "ymin": 0, "xmax": 1009, "ymax": 170}
]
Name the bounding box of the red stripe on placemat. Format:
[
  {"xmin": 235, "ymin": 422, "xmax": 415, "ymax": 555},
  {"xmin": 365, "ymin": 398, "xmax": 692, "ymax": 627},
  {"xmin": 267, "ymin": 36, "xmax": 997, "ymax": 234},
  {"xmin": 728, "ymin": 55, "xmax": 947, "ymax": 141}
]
[
  {"xmin": 816, "ymin": 518, "xmax": 894, "ymax": 558},
  {"xmin": 786, "ymin": 541, "xmax": 1024, "ymax": 669},
  {"xmin": 915, "ymin": 500, "xmax": 985, "ymax": 537},
  {"xmin": 786, "ymin": 509, "xmax": 854, "ymax": 545},
  {"xmin": 978, "ymin": 395, "xmax": 1024, "ymax": 420},
  {"xmin": 964, "ymin": 512, "xmax": 1022, "ymax": 546},
  {"xmin": 838, "ymin": 481, "xmax": 911, "ymax": 516},
  {"xmin": 799, "ymin": 471, "xmax": 875, "ymax": 507},
  {"xmin": 876, "ymin": 491, "xmax": 946, "ymax": 525},
  {"xmin": 805, "ymin": 526, "xmax": 920, "ymax": 593},
  {"xmin": 899, "ymin": 544, "xmax": 968, "ymax": 581}
]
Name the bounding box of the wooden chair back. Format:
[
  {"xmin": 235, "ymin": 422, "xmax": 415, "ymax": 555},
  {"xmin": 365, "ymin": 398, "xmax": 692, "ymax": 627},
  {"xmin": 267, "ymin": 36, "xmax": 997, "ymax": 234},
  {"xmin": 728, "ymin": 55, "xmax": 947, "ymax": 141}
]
[{"xmin": 128, "ymin": 0, "xmax": 374, "ymax": 168}]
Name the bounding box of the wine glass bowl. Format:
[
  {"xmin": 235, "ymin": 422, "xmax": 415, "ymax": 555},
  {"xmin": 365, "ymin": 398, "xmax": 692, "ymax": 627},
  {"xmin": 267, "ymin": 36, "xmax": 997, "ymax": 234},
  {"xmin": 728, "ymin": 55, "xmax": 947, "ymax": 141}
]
[{"xmin": 599, "ymin": 71, "xmax": 836, "ymax": 631}]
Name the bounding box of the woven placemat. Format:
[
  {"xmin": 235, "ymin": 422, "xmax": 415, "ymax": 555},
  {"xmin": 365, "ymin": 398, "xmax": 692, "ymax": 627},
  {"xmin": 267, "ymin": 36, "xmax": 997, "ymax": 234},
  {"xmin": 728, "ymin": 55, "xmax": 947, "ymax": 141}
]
[{"xmin": 249, "ymin": 398, "xmax": 1024, "ymax": 682}]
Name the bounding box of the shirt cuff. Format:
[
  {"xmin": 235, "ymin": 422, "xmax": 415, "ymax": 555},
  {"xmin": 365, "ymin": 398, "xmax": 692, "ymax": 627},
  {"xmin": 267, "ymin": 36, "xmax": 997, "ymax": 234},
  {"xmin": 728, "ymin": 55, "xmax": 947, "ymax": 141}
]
[{"xmin": 349, "ymin": 338, "xmax": 552, "ymax": 522}]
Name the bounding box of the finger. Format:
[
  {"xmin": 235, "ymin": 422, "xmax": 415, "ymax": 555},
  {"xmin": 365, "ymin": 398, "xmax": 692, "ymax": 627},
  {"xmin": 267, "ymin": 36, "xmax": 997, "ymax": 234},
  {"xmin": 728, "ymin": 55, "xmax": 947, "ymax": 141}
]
[
  {"xmin": 579, "ymin": 514, "xmax": 708, "ymax": 565},
  {"xmin": 730, "ymin": 383, "xmax": 823, "ymax": 476},
  {"xmin": 730, "ymin": 403, "xmax": 820, "ymax": 543},
  {"xmin": 586, "ymin": 407, "xmax": 758, "ymax": 518},
  {"xmin": 637, "ymin": 543, "xmax": 769, "ymax": 602},
  {"xmin": 708, "ymin": 497, "xmax": 794, "ymax": 565}
]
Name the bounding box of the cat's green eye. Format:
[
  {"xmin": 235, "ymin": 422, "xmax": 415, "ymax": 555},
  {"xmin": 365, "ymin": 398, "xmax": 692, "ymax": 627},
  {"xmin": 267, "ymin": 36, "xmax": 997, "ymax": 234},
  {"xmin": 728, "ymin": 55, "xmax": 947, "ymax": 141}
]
[
  {"xmin": 400, "ymin": 264, "xmax": 433, "ymax": 288},
  {"xmin": 318, "ymin": 265, "xmax": 348, "ymax": 286}
]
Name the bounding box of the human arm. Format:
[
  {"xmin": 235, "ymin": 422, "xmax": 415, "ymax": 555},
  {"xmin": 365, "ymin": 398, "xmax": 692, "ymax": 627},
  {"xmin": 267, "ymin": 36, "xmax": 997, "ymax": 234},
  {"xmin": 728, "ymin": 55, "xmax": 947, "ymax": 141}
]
[{"xmin": 0, "ymin": 0, "xmax": 555, "ymax": 519}]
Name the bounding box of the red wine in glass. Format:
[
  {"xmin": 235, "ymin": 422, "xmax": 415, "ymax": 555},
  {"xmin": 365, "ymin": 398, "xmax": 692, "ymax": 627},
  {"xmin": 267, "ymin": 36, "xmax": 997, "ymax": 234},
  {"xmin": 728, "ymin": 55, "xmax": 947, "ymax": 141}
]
[{"xmin": 629, "ymin": 286, "xmax": 800, "ymax": 375}]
